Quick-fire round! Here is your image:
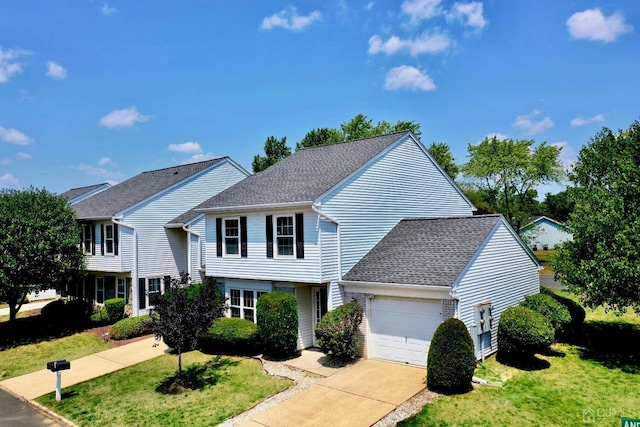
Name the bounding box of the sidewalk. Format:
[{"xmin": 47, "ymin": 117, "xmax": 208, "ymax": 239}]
[
  {"xmin": 0, "ymin": 300, "xmax": 54, "ymax": 317},
  {"xmin": 0, "ymin": 337, "xmax": 169, "ymax": 400}
]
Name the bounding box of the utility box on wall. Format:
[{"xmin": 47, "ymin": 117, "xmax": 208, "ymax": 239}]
[{"xmin": 474, "ymin": 302, "xmax": 493, "ymax": 334}]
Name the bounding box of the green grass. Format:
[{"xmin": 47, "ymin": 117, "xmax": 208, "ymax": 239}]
[
  {"xmin": 0, "ymin": 332, "xmax": 113, "ymax": 379},
  {"xmin": 36, "ymin": 351, "xmax": 292, "ymax": 427},
  {"xmin": 533, "ymin": 249, "xmax": 556, "ymax": 275},
  {"xmin": 0, "ymin": 310, "xmax": 32, "ymax": 323},
  {"xmin": 401, "ymin": 293, "xmax": 640, "ymax": 427}
]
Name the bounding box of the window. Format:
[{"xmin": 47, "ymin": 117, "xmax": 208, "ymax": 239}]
[
  {"xmin": 148, "ymin": 278, "xmax": 162, "ymax": 306},
  {"xmin": 105, "ymin": 225, "xmax": 114, "ymax": 255},
  {"xmin": 117, "ymin": 278, "xmax": 127, "ymax": 300},
  {"xmin": 224, "ymin": 218, "xmax": 240, "ymax": 256},
  {"xmin": 96, "ymin": 276, "xmax": 104, "ymax": 304},
  {"xmin": 275, "ymin": 216, "xmax": 294, "ymax": 257},
  {"xmin": 81, "ymin": 224, "xmax": 92, "ymax": 255},
  {"xmin": 229, "ymin": 289, "xmax": 267, "ymax": 323}
]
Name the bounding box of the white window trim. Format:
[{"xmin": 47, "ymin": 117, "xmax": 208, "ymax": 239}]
[
  {"xmin": 223, "ymin": 216, "xmax": 241, "ymax": 258},
  {"xmin": 116, "ymin": 277, "xmax": 127, "ymax": 300},
  {"xmin": 274, "ymin": 215, "xmax": 295, "ymax": 259},
  {"xmin": 104, "ymin": 224, "xmax": 115, "ymax": 256},
  {"xmin": 229, "ymin": 289, "xmax": 267, "ymax": 323},
  {"xmin": 147, "ymin": 277, "xmax": 163, "ymax": 308}
]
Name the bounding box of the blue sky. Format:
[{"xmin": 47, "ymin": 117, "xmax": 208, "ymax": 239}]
[{"xmin": 1, "ymin": 1, "xmax": 638, "ymax": 196}]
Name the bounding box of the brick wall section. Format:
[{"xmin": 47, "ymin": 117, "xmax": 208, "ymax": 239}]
[
  {"xmin": 344, "ymin": 291, "xmax": 368, "ymax": 358},
  {"xmin": 441, "ymin": 299, "xmax": 455, "ymax": 320}
]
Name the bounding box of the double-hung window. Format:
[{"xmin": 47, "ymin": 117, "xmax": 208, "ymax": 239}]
[
  {"xmin": 117, "ymin": 278, "xmax": 127, "ymax": 300},
  {"xmin": 81, "ymin": 225, "xmax": 92, "ymax": 255},
  {"xmin": 104, "ymin": 225, "xmax": 115, "ymax": 255},
  {"xmin": 275, "ymin": 216, "xmax": 294, "ymax": 257},
  {"xmin": 229, "ymin": 289, "xmax": 267, "ymax": 323},
  {"xmin": 224, "ymin": 218, "xmax": 240, "ymax": 256}
]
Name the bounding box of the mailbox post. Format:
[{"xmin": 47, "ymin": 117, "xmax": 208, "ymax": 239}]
[{"xmin": 46, "ymin": 360, "xmax": 71, "ymax": 401}]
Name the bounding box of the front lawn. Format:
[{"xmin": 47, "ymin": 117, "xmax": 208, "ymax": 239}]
[
  {"xmin": 402, "ymin": 292, "xmax": 640, "ymax": 427},
  {"xmin": 37, "ymin": 351, "xmax": 292, "ymax": 427},
  {"xmin": 0, "ymin": 332, "xmax": 113, "ymax": 380}
]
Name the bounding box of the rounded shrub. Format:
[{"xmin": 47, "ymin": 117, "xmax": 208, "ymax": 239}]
[
  {"xmin": 256, "ymin": 291, "xmax": 298, "ymax": 359},
  {"xmin": 539, "ymin": 287, "xmax": 586, "ymax": 336},
  {"xmin": 199, "ymin": 317, "xmax": 260, "ymax": 355},
  {"xmin": 427, "ymin": 318, "xmax": 476, "ymax": 393},
  {"xmin": 40, "ymin": 299, "xmax": 66, "ymax": 326},
  {"xmin": 104, "ymin": 298, "xmax": 127, "ymax": 323},
  {"xmin": 520, "ymin": 293, "xmax": 571, "ymax": 336},
  {"xmin": 110, "ymin": 315, "xmax": 152, "ymax": 340},
  {"xmin": 63, "ymin": 299, "xmax": 93, "ymax": 324},
  {"xmin": 315, "ymin": 301, "xmax": 363, "ymax": 365},
  {"xmin": 498, "ymin": 306, "xmax": 554, "ymax": 358}
]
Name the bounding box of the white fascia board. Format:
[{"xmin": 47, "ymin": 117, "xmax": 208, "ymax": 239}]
[
  {"xmin": 339, "ymin": 280, "xmax": 453, "ymax": 300},
  {"xmin": 196, "ymin": 201, "xmax": 313, "ymax": 214}
]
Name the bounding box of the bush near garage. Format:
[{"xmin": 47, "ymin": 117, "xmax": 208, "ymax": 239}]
[
  {"xmin": 520, "ymin": 293, "xmax": 571, "ymax": 337},
  {"xmin": 199, "ymin": 317, "xmax": 260, "ymax": 355},
  {"xmin": 498, "ymin": 306, "xmax": 554, "ymax": 360},
  {"xmin": 539, "ymin": 287, "xmax": 586, "ymax": 337},
  {"xmin": 256, "ymin": 291, "xmax": 298, "ymax": 359},
  {"xmin": 104, "ymin": 298, "xmax": 127, "ymax": 323},
  {"xmin": 110, "ymin": 315, "xmax": 152, "ymax": 340},
  {"xmin": 315, "ymin": 301, "xmax": 363, "ymax": 365},
  {"xmin": 427, "ymin": 318, "xmax": 476, "ymax": 393}
]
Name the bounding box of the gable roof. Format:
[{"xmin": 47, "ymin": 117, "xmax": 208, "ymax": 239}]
[
  {"xmin": 521, "ymin": 215, "xmax": 570, "ymax": 231},
  {"xmin": 72, "ymin": 158, "xmax": 228, "ymax": 220},
  {"xmin": 196, "ymin": 132, "xmax": 409, "ymax": 212},
  {"xmin": 59, "ymin": 183, "xmax": 111, "ymax": 203},
  {"xmin": 166, "ymin": 208, "xmax": 203, "ymax": 228},
  {"xmin": 342, "ymin": 215, "xmax": 504, "ymax": 287}
]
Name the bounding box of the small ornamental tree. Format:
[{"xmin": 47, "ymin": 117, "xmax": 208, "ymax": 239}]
[
  {"xmin": 427, "ymin": 318, "xmax": 476, "ymax": 393},
  {"xmin": 150, "ymin": 275, "xmax": 224, "ymax": 377},
  {"xmin": 256, "ymin": 291, "xmax": 298, "ymax": 359},
  {"xmin": 315, "ymin": 301, "xmax": 363, "ymax": 364}
]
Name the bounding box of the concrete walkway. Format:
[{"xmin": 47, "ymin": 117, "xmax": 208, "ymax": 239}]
[
  {"xmin": 0, "ymin": 300, "xmax": 54, "ymax": 317},
  {"xmin": 243, "ymin": 359, "xmax": 426, "ymax": 427},
  {"xmin": 0, "ymin": 337, "xmax": 169, "ymax": 400}
]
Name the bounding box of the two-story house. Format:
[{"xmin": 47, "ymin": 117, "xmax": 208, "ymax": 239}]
[{"xmin": 69, "ymin": 158, "xmax": 249, "ymax": 315}]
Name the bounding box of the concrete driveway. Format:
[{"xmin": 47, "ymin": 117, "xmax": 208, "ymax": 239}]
[{"xmin": 244, "ymin": 359, "xmax": 425, "ymax": 427}]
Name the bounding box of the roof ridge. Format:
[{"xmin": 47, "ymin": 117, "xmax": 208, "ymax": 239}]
[{"xmin": 140, "ymin": 157, "xmax": 225, "ymax": 174}]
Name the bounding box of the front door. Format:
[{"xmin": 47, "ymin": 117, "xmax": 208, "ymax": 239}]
[{"xmin": 312, "ymin": 286, "xmax": 328, "ymax": 346}]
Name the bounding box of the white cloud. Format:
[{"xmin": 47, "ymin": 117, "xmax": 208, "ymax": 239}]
[
  {"xmin": 567, "ymin": 9, "xmax": 632, "ymax": 43},
  {"xmin": 365, "ymin": 2, "xmax": 375, "ymax": 11},
  {"xmin": 183, "ymin": 153, "xmax": 216, "ymax": 164},
  {"xmin": 99, "ymin": 107, "xmax": 152, "ymax": 129},
  {"xmin": 384, "ymin": 65, "xmax": 436, "ymax": 91},
  {"xmin": 0, "ymin": 159, "xmax": 10, "ymax": 165},
  {"xmin": 570, "ymin": 113, "xmax": 606, "ymax": 127},
  {"xmin": 168, "ymin": 141, "xmax": 203, "ymax": 154},
  {"xmin": 75, "ymin": 163, "xmax": 125, "ymax": 180},
  {"xmin": 368, "ymin": 30, "xmax": 451, "ymax": 56},
  {"xmin": 98, "ymin": 157, "xmax": 113, "ymax": 166},
  {"xmin": 16, "ymin": 152, "xmax": 30, "ymax": 160},
  {"xmin": 446, "ymin": 2, "xmax": 487, "ymax": 31},
  {"xmin": 552, "ymin": 141, "xmax": 577, "ymax": 170},
  {"xmin": 513, "ymin": 110, "xmax": 555, "ymax": 135},
  {"xmin": 0, "ymin": 173, "xmax": 19, "ymax": 189},
  {"xmin": 0, "ymin": 126, "xmax": 34, "ymax": 145},
  {"xmin": 0, "ymin": 47, "xmax": 31, "ymax": 83},
  {"xmin": 260, "ymin": 7, "xmax": 322, "ymax": 31},
  {"xmin": 401, "ymin": 0, "xmax": 442, "ymax": 23},
  {"xmin": 101, "ymin": 4, "xmax": 117, "ymax": 15},
  {"xmin": 46, "ymin": 61, "xmax": 67, "ymax": 79}
]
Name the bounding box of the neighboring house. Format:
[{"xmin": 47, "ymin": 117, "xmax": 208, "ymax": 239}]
[
  {"xmin": 59, "ymin": 182, "xmax": 112, "ymax": 205},
  {"xmin": 341, "ymin": 215, "xmax": 540, "ymax": 365},
  {"xmin": 520, "ymin": 215, "xmax": 573, "ymax": 250},
  {"xmin": 195, "ymin": 131, "xmax": 478, "ymax": 353},
  {"xmin": 69, "ymin": 158, "xmax": 249, "ymax": 315}
]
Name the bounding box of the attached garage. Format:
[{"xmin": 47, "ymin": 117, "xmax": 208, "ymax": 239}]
[{"xmin": 369, "ymin": 297, "xmax": 441, "ymax": 366}]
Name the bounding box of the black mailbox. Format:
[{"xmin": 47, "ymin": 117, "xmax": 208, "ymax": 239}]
[{"xmin": 47, "ymin": 360, "xmax": 71, "ymax": 372}]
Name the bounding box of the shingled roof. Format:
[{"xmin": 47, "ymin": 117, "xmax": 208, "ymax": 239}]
[
  {"xmin": 59, "ymin": 183, "xmax": 110, "ymax": 202},
  {"xmin": 73, "ymin": 158, "xmax": 227, "ymax": 219},
  {"xmin": 196, "ymin": 132, "xmax": 410, "ymax": 211},
  {"xmin": 343, "ymin": 215, "xmax": 503, "ymax": 287}
]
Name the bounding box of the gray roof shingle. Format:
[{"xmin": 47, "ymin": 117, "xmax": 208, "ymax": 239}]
[
  {"xmin": 342, "ymin": 215, "xmax": 503, "ymax": 287},
  {"xmin": 59, "ymin": 183, "xmax": 110, "ymax": 201},
  {"xmin": 196, "ymin": 132, "xmax": 409, "ymax": 211},
  {"xmin": 73, "ymin": 158, "xmax": 227, "ymax": 219}
]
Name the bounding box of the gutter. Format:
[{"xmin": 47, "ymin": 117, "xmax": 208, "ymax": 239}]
[
  {"xmin": 111, "ymin": 218, "xmax": 139, "ymax": 316},
  {"xmin": 196, "ymin": 200, "xmax": 313, "ymax": 214},
  {"xmin": 311, "ymin": 204, "xmax": 342, "ymax": 279}
]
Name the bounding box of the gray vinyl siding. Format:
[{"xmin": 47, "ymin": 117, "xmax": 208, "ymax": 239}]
[
  {"xmin": 189, "ymin": 217, "xmax": 206, "ymax": 283},
  {"xmin": 205, "ymin": 210, "xmax": 322, "ymax": 283},
  {"xmin": 523, "ymin": 220, "xmax": 573, "ymax": 250},
  {"xmin": 296, "ymin": 286, "xmax": 313, "ymax": 350},
  {"xmin": 455, "ymin": 222, "xmax": 540, "ymax": 359},
  {"xmin": 319, "ymin": 219, "xmax": 338, "ymax": 282},
  {"xmin": 120, "ymin": 226, "xmax": 134, "ymax": 272},
  {"xmin": 329, "ymin": 280, "xmax": 343, "ymax": 310},
  {"xmin": 84, "ymin": 220, "xmax": 123, "ymax": 272},
  {"xmin": 319, "ymin": 137, "xmax": 474, "ymax": 275}
]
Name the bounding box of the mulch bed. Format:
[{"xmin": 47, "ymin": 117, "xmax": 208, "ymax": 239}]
[{"xmin": 85, "ymin": 326, "xmax": 156, "ymax": 347}]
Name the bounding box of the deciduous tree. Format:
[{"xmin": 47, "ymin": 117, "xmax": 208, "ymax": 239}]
[
  {"xmin": 252, "ymin": 136, "xmax": 291, "ymax": 173},
  {"xmin": 0, "ymin": 187, "xmax": 84, "ymax": 321},
  {"xmin": 426, "ymin": 142, "xmax": 459, "ymax": 181}
]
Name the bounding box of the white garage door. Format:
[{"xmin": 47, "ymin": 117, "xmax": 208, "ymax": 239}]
[{"xmin": 370, "ymin": 297, "xmax": 442, "ymax": 366}]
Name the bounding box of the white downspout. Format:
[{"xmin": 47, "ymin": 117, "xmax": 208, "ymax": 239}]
[
  {"xmin": 112, "ymin": 218, "xmax": 138, "ymax": 316},
  {"xmin": 311, "ymin": 205, "xmax": 341, "ymax": 278},
  {"xmin": 182, "ymin": 225, "xmax": 202, "ymax": 280}
]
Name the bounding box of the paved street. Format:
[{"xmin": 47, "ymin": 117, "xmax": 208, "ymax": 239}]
[
  {"xmin": 0, "ymin": 388, "xmax": 64, "ymax": 427},
  {"xmin": 540, "ymin": 273, "xmax": 566, "ymax": 290}
]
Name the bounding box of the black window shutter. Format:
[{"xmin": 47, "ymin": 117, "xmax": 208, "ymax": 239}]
[
  {"xmin": 295, "ymin": 213, "xmax": 304, "ymax": 259},
  {"xmin": 216, "ymin": 218, "xmax": 223, "ymax": 257},
  {"xmin": 114, "ymin": 224, "xmax": 119, "ymax": 255},
  {"xmin": 164, "ymin": 275, "xmax": 171, "ymax": 292},
  {"xmin": 91, "ymin": 224, "xmax": 96, "ymax": 255},
  {"xmin": 266, "ymin": 215, "xmax": 273, "ymax": 258},
  {"xmin": 101, "ymin": 224, "xmax": 105, "ymax": 255},
  {"xmin": 240, "ymin": 216, "xmax": 248, "ymax": 258},
  {"xmin": 138, "ymin": 278, "xmax": 146, "ymax": 310}
]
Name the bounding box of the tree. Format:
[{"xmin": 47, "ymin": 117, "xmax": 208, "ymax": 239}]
[
  {"xmin": 339, "ymin": 114, "xmax": 421, "ymax": 141},
  {"xmin": 426, "ymin": 142, "xmax": 459, "ymax": 181},
  {"xmin": 539, "ymin": 190, "xmax": 574, "ymax": 223},
  {"xmin": 554, "ymin": 120, "xmax": 640, "ymax": 313},
  {"xmin": 252, "ymin": 136, "xmax": 291, "ymax": 173},
  {"xmin": 461, "ymin": 137, "xmax": 563, "ymax": 231},
  {"xmin": 150, "ymin": 275, "xmax": 224, "ymax": 377},
  {"xmin": 295, "ymin": 127, "xmax": 343, "ymax": 151},
  {"xmin": 0, "ymin": 187, "xmax": 85, "ymax": 321}
]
